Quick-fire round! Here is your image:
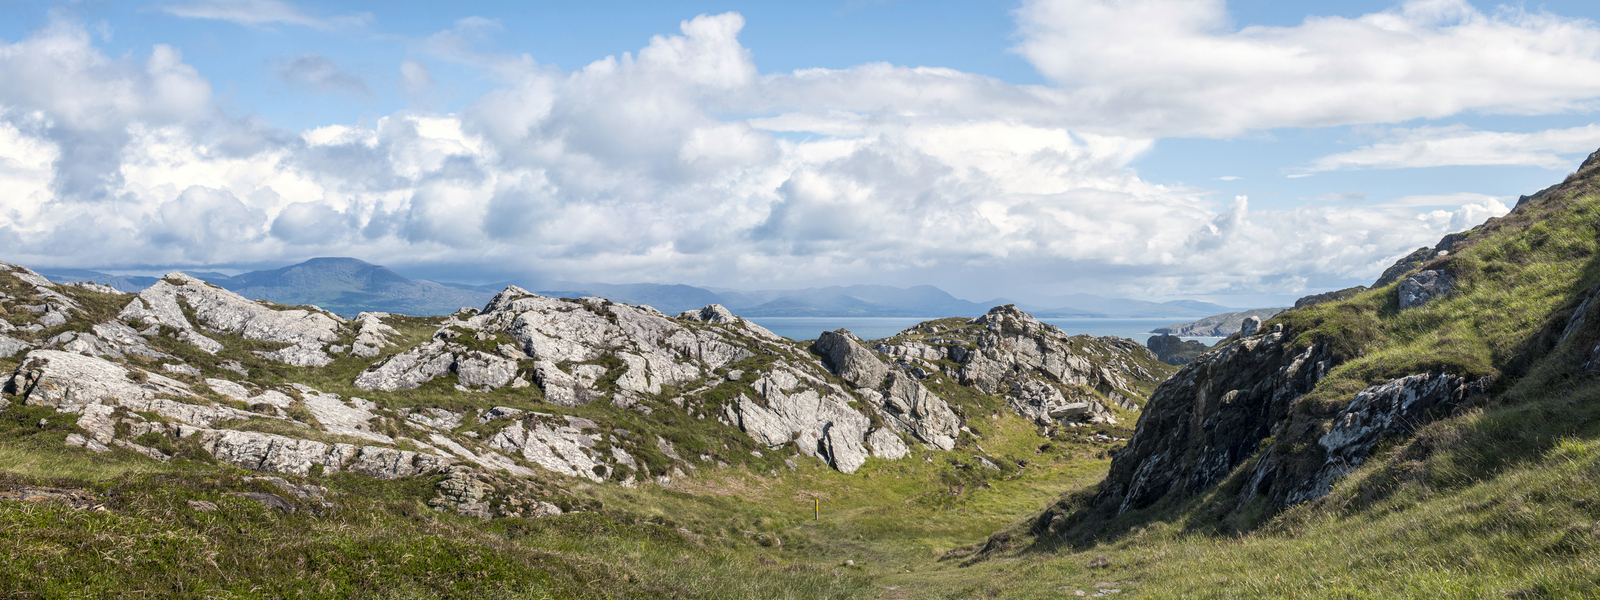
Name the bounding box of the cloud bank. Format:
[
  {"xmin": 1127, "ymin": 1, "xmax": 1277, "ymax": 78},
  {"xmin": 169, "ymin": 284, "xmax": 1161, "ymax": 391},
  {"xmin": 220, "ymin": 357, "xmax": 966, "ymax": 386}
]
[{"xmin": 3, "ymin": 3, "xmax": 1583, "ymax": 300}]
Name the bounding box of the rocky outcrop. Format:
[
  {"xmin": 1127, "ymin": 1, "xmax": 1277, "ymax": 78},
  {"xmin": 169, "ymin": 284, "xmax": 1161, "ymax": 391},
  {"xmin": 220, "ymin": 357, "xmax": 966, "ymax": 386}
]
[
  {"xmin": 1091, "ymin": 323, "xmax": 1335, "ymax": 516},
  {"xmin": 813, "ymin": 331, "xmax": 889, "ymax": 388},
  {"xmin": 118, "ymin": 273, "xmax": 342, "ymax": 367},
  {"xmin": 292, "ymin": 385, "xmax": 392, "ymax": 443},
  {"xmin": 179, "ymin": 426, "xmax": 451, "ymax": 478},
  {"xmin": 355, "ymin": 288, "xmax": 754, "ymax": 404},
  {"xmin": 725, "ymin": 363, "xmax": 874, "ymax": 472},
  {"xmin": 1398, "ymin": 270, "xmax": 1455, "ymax": 310},
  {"xmin": 952, "ymin": 306, "xmax": 1158, "ymax": 425},
  {"xmin": 1266, "ymin": 373, "xmax": 1492, "ymax": 505},
  {"xmin": 811, "ymin": 331, "xmax": 960, "ymax": 451},
  {"xmin": 351, "ymin": 312, "xmax": 400, "ymax": 357},
  {"xmin": 354, "ymin": 340, "xmax": 480, "ymax": 392},
  {"xmin": 485, "ymin": 414, "xmax": 610, "ymax": 482},
  {"xmin": 1239, "ymin": 316, "xmax": 1262, "ymax": 337}
]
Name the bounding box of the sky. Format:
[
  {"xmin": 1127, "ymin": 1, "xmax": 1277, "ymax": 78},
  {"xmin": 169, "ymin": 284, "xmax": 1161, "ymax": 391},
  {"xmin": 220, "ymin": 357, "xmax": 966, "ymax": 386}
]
[{"xmin": 2, "ymin": 0, "xmax": 1600, "ymax": 307}]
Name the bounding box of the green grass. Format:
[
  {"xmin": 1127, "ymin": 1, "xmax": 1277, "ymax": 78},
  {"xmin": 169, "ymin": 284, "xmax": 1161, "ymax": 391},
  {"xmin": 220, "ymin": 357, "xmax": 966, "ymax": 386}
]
[{"xmin": 14, "ymin": 187, "xmax": 1600, "ymax": 597}]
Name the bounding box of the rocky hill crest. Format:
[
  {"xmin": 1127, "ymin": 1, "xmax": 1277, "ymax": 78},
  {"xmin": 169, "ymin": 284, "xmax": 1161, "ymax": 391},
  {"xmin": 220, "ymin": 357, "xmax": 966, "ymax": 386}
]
[{"xmin": 0, "ymin": 268, "xmax": 1171, "ymax": 518}]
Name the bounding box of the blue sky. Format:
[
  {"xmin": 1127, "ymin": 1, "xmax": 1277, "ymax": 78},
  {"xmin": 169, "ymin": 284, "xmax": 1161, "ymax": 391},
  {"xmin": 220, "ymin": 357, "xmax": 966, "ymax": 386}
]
[{"xmin": 2, "ymin": 0, "xmax": 1599, "ymax": 307}]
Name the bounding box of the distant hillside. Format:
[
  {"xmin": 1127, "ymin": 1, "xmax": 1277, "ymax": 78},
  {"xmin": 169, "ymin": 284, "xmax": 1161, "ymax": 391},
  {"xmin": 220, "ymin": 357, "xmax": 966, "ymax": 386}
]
[
  {"xmin": 1036, "ymin": 293, "xmax": 1223, "ymax": 318},
  {"xmin": 34, "ymin": 268, "xmax": 159, "ymax": 294},
  {"xmin": 201, "ymin": 258, "xmax": 497, "ymax": 317},
  {"xmin": 37, "ymin": 259, "xmax": 1258, "ymax": 320},
  {"xmin": 1151, "ymin": 307, "xmax": 1289, "ymax": 337}
]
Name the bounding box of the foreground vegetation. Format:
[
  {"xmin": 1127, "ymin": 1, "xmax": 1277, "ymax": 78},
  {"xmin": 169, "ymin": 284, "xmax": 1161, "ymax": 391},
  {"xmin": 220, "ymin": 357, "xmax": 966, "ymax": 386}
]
[{"xmin": 10, "ymin": 177, "xmax": 1600, "ymax": 598}]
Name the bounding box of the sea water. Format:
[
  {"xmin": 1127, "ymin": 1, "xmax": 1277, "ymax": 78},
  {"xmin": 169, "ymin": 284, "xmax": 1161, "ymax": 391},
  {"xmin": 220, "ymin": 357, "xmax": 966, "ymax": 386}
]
[{"xmin": 744, "ymin": 317, "xmax": 1222, "ymax": 346}]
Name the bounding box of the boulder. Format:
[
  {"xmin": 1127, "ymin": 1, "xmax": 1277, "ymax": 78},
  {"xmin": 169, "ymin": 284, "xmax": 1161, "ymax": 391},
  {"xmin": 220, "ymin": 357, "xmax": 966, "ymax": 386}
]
[
  {"xmin": 811, "ymin": 330, "xmax": 888, "ymax": 388},
  {"xmin": 1239, "ymin": 316, "xmax": 1262, "ymax": 337},
  {"xmin": 1398, "ymin": 270, "xmax": 1455, "ymax": 310}
]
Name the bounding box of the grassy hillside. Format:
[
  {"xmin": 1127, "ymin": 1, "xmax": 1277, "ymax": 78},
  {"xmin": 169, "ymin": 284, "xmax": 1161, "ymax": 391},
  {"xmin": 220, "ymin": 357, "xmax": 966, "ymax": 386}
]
[{"xmin": 925, "ymin": 158, "xmax": 1600, "ymax": 597}]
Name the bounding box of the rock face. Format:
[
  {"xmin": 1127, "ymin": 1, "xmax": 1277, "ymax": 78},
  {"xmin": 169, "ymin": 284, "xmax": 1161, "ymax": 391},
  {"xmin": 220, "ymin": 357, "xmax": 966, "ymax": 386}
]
[
  {"xmin": 350, "ymin": 312, "xmax": 400, "ymax": 357},
  {"xmin": 1091, "ymin": 324, "xmax": 1335, "ymax": 516},
  {"xmin": 3, "ymin": 350, "xmax": 263, "ymax": 428},
  {"xmin": 1279, "ymin": 373, "xmax": 1492, "ymax": 504},
  {"xmin": 1398, "ymin": 270, "xmax": 1455, "ymax": 310},
  {"xmin": 726, "ymin": 361, "xmax": 876, "ymax": 472},
  {"xmin": 1047, "ymin": 316, "xmax": 1492, "ymax": 540},
  {"xmin": 812, "ymin": 331, "xmax": 960, "ymax": 451},
  {"xmin": 183, "ymin": 426, "xmax": 451, "ymax": 479},
  {"xmin": 356, "ymin": 288, "xmax": 754, "ymax": 402},
  {"xmin": 813, "ymin": 331, "xmax": 890, "ymax": 388}
]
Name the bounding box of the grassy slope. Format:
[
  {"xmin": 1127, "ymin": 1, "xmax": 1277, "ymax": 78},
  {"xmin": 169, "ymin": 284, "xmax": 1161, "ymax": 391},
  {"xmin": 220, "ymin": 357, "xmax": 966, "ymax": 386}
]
[
  {"xmin": 33, "ymin": 215, "xmax": 1600, "ymax": 599},
  {"xmin": 0, "ymin": 392, "xmax": 1124, "ymax": 598},
  {"xmin": 902, "ymin": 175, "xmax": 1600, "ymax": 596},
  {"xmin": 1, "ymin": 298, "xmax": 1160, "ymax": 598}
]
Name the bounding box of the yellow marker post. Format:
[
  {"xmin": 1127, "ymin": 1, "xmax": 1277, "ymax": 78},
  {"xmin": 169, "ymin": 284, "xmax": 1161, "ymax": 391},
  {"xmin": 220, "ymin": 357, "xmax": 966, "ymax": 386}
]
[{"xmin": 813, "ymin": 498, "xmax": 819, "ymax": 520}]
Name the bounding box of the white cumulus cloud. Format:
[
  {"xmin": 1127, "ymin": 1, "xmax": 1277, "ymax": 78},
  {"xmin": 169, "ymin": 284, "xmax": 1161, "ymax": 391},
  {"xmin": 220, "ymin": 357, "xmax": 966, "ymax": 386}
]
[
  {"xmin": 1014, "ymin": 0, "xmax": 1600, "ymax": 136},
  {"xmin": 0, "ymin": 11, "xmax": 1523, "ymax": 300}
]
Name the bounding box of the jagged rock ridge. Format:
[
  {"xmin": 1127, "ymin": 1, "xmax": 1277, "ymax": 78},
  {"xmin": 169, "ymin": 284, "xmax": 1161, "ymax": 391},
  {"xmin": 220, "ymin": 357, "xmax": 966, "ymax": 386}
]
[{"xmin": 0, "ymin": 263, "xmax": 1171, "ymax": 519}]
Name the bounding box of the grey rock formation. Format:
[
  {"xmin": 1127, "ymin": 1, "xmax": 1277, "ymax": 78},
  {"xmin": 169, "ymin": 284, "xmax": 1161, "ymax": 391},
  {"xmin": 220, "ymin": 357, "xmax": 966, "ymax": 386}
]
[
  {"xmin": 293, "ymin": 385, "xmax": 392, "ymax": 443},
  {"xmin": 356, "ymin": 289, "xmax": 758, "ymax": 407},
  {"xmin": 880, "ymin": 372, "xmax": 960, "ymax": 448},
  {"xmin": 867, "ymin": 427, "xmax": 909, "ymax": 459},
  {"xmin": 0, "ymin": 335, "xmax": 30, "ymax": 358},
  {"xmin": 1239, "ymin": 316, "xmax": 1262, "ymax": 338},
  {"xmin": 178, "ymin": 426, "xmax": 451, "ymax": 478},
  {"xmin": 161, "ymin": 363, "xmax": 201, "ymax": 376},
  {"xmin": 1091, "ymin": 328, "xmax": 1335, "ymax": 516},
  {"xmin": 118, "ymin": 273, "xmax": 341, "ymax": 366},
  {"xmin": 351, "ymin": 312, "xmax": 399, "ymax": 357},
  {"xmin": 954, "ymin": 306, "xmax": 1152, "ymax": 424},
  {"xmin": 5, "ymin": 350, "xmax": 267, "ymax": 428},
  {"xmin": 725, "ymin": 364, "xmax": 872, "ymax": 473},
  {"xmin": 486, "ymin": 417, "xmax": 605, "ymax": 481},
  {"xmin": 1289, "ymin": 373, "xmax": 1492, "ymax": 503},
  {"xmin": 812, "ymin": 331, "xmax": 888, "ymax": 388},
  {"xmin": 1398, "ymin": 270, "xmax": 1455, "ymax": 310},
  {"xmin": 431, "ymin": 466, "xmax": 494, "ymax": 518},
  {"xmin": 354, "ymin": 340, "xmax": 457, "ymax": 391}
]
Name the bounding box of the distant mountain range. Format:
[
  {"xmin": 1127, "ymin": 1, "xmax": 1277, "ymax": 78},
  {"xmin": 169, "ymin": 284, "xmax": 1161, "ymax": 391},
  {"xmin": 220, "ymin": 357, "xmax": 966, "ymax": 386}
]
[{"xmin": 36, "ymin": 257, "xmax": 1256, "ymax": 320}]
